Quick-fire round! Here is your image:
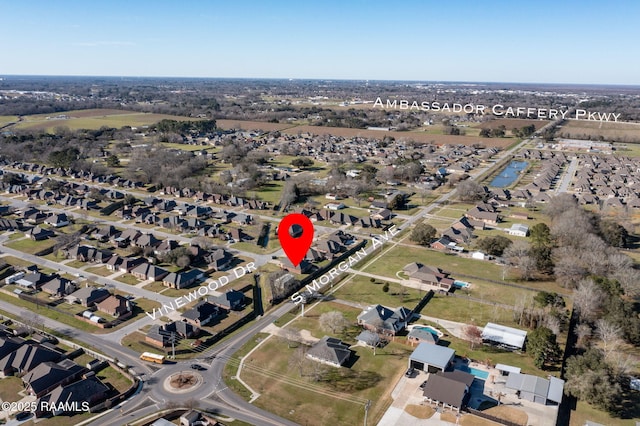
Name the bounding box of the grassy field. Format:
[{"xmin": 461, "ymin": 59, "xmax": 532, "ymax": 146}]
[
  {"xmin": 0, "ymin": 376, "xmax": 23, "ymax": 402},
  {"xmin": 4, "ymin": 237, "xmax": 57, "ymax": 255},
  {"xmin": 332, "ymin": 275, "xmax": 425, "ymax": 309},
  {"xmin": 6, "ymin": 108, "xmax": 201, "ymax": 132},
  {"xmin": 96, "ymin": 365, "xmax": 132, "ymax": 393},
  {"xmin": 570, "ymin": 400, "xmax": 639, "ymax": 426},
  {"xmin": 240, "ymin": 334, "xmax": 410, "ymax": 426},
  {"xmin": 556, "ymin": 119, "xmax": 640, "ymax": 143}
]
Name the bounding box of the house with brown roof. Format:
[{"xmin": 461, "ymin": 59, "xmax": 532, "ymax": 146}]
[{"xmin": 96, "ymin": 295, "xmax": 132, "ymax": 318}]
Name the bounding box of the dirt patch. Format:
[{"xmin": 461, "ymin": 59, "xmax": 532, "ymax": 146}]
[
  {"xmin": 169, "ymin": 372, "xmax": 198, "ymax": 390},
  {"xmin": 216, "ymin": 119, "xmax": 296, "ymax": 132},
  {"xmin": 405, "ymin": 404, "xmax": 435, "ymax": 419},
  {"xmin": 484, "ymin": 405, "xmax": 528, "ymax": 425},
  {"xmin": 474, "ymin": 118, "xmax": 547, "ymax": 131}
]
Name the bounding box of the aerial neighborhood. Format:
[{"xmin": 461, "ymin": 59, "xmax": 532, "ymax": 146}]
[{"xmin": 0, "ymin": 76, "xmax": 637, "ymax": 426}]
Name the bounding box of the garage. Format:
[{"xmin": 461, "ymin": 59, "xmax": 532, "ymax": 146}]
[{"xmin": 408, "ymin": 343, "xmax": 455, "ymax": 373}]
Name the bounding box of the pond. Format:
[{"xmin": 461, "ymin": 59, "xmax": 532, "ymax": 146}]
[{"xmin": 489, "ymin": 160, "xmax": 528, "ymax": 188}]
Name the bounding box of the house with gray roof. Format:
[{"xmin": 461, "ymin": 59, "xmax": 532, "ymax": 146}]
[
  {"xmin": 357, "ymin": 304, "xmax": 412, "ymax": 337},
  {"xmin": 65, "ymin": 286, "xmax": 110, "ymax": 307},
  {"xmin": 306, "ymin": 336, "xmax": 352, "ymax": 367},
  {"xmin": 408, "ymin": 342, "xmax": 455, "ymax": 373},
  {"xmin": 0, "ymin": 343, "xmax": 62, "ymax": 377},
  {"xmin": 22, "ymin": 359, "xmax": 86, "ymax": 397},
  {"xmin": 505, "ymin": 372, "xmax": 564, "ymax": 405},
  {"xmin": 35, "ymin": 376, "xmax": 109, "ymax": 417},
  {"xmin": 422, "ymin": 370, "xmax": 474, "ymax": 412}
]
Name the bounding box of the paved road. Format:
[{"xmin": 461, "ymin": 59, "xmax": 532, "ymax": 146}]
[
  {"xmin": 556, "ymin": 156, "xmax": 578, "ymax": 193},
  {"xmin": 0, "ymin": 135, "xmax": 544, "ymax": 425}
]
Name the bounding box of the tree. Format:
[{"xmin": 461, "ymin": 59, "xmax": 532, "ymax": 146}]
[
  {"xmin": 526, "ymin": 327, "xmax": 561, "ymax": 369},
  {"xmin": 595, "ymin": 319, "xmax": 623, "ymax": 360},
  {"xmin": 504, "ymin": 240, "xmax": 536, "ymax": 280},
  {"xmin": 388, "ymin": 193, "xmax": 407, "ymax": 210},
  {"xmin": 573, "ymin": 278, "xmax": 604, "ymax": 322},
  {"xmin": 105, "ymin": 154, "xmax": 120, "ymax": 167},
  {"xmin": 288, "ymin": 346, "xmax": 307, "ymax": 377},
  {"xmin": 575, "ymin": 322, "xmax": 592, "ymax": 349},
  {"xmin": 456, "ymin": 180, "xmax": 486, "ymax": 202},
  {"xmin": 176, "ymin": 255, "xmax": 191, "ymax": 268},
  {"xmin": 462, "ymin": 324, "xmax": 483, "ymax": 349},
  {"xmin": 529, "ymin": 223, "xmax": 552, "ymax": 248},
  {"xmin": 598, "ymin": 220, "xmax": 629, "ymax": 248},
  {"xmin": 410, "ymin": 223, "xmax": 436, "ymax": 246},
  {"xmin": 564, "ymin": 348, "xmax": 621, "ymax": 412},
  {"xmin": 319, "ymin": 311, "xmax": 349, "ymax": 334},
  {"xmin": 280, "ymin": 181, "xmax": 299, "ymax": 210},
  {"xmin": 479, "ymin": 128, "xmax": 491, "ymax": 138},
  {"xmin": 477, "ymin": 235, "xmax": 512, "ymax": 256},
  {"xmin": 291, "ymin": 157, "xmax": 314, "ymax": 168},
  {"xmin": 382, "ymin": 282, "xmax": 389, "ymax": 293}
]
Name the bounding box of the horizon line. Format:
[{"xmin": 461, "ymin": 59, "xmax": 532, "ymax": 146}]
[{"xmin": 1, "ymin": 74, "xmax": 640, "ymax": 88}]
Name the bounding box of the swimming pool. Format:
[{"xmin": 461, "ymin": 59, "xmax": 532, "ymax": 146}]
[
  {"xmin": 455, "ymin": 365, "xmax": 489, "ymax": 380},
  {"xmin": 413, "ymin": 326, "xmax": 443, "ymax": 338},
  {"xmin": 453, "ymin": 280, "xmax": 470, "ymax": 289}
]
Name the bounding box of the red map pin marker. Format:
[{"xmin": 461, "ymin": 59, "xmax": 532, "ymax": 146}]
[{"xmin": 278, "ymin": 213, "xmax": 314, "ymax": 267}]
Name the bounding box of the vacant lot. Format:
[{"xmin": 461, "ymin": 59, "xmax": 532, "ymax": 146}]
[
  {"xmin": 8, "ymin": 108, "xmax": 201, "ymax": 132},
  {"xmin": 556, "ymin": 119, "xmax": 640, "ymax": 143},
  {"xmin": 282, "ymin": 125, "xmax": 511, "ymax": 147},
  {"xmin": 241, "ymin": 334, "xmax": 411, "ymax": 426}
]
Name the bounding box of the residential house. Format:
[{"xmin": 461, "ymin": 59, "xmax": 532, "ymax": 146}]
[
  {"xmin": 96, "ymin": 295, "xmax": 132, "ymax": 318},
  {"xmin": 162, "ymin": 269, "xmax": 203, "ymax": 289},
  {"xmin": 181, "ymin": 301, "xmax": 225, "ymax": 327},
  {"xmin": 422, "ymin": 370, "xmax": 475, "ymax": 412},
  {"xmin": 35, "ymin": 376, "xmax": 109, "ymax": 417},
  {"xmin": 204, "ymin": 249, "xmax": 233, "ymax": 271},
  {"xmin": 15, "ymin": 272, "xmax": 53, "ymax": 289},
  {"xmin": 403, "ymin": 263, "xmax": 455, "ymax": 292},
  {"xmin": 306, "ymin": 336, "xmax": 352, "ymax": 367},
  {"xmin": 357, "ymin": 304, "xmax": 412, "ymax": 337},
  {"xmin": 209, "ymin": 290, "xmax": 245, "ymax": 311},
  {"xmin": 40, "ymin": 277, "xmax": 76, "ymax": 297},
  {"xmin": 44, "ymin": 213, "xmax": 70, "ymax": 228},
  {"xmin": 146, "ymin": 321, "xmax": 200, "ymax": 348},
  {"xmin": 22, "ymin": 359, "xmax": 86, "ymax": 397},
  {"xmin": 65, "ymin": 287, "xmax": 110, "ymax": 307},
  {"xmin": 27, "ymin": 226, "xmax": 55, "ymax": 241},
  {"xmin": 465, "ymin": 206, "xmax": 500, "ymax": 225},
  {"xmin": 278, "ymin": 258, "xmax": 313, "ymax": 274},
  {"xmin": 0, "ymin": 343, "xmax": 62, "ymax": 377},
  {"xmin": 131, "ymin": 263, "xmax": 169, "ymax": 281}
]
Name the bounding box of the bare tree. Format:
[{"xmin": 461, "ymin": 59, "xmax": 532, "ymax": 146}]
[
  {"xmin": 462, "ymin": 324, "xmax": 483, "ymax": 349},
  {"xmin": 595, "ymin": 319, "xmax": 623, "ymax": 360},
  {"xmin": 281, "ymin": 327, "xmax": 301, "ymax": 348},
  {"xmin": 573, "ymin": 279, "xmax": 604, "ymax": 323},
  {"xmin": 288, "ymin": 346, "xmax": 307, "ymax": 377},
  {"xmin": 504, "ymin": 240, "xmax": 535, "ymax": 280},
  {"xmin": 456, "ymin": 180, "xmax": 486, "ymax": 202},
  {"xmin": 543, "ymin": 315, "xmax": 562, "ymax": 336},
  {"xmin": 319, "ymin": 311, "xmax": 349, "ymax": 334},
  {"xmin": 575, "ymin": 322, "xmax": 592, "ymax": 349}
]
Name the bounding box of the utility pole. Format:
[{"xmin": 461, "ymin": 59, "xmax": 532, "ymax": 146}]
[
  {"xmin": 169, "ymin": 332, "xmax": 177, "ymax": 359},
  {"xmin": 364, "ymin": 400, "xmax": 371, "ymax": 426}
]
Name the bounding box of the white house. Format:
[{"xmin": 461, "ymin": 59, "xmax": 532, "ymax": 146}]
[{"xmin": 508, "ymin": 223, "xmax": 529, "ymax": 237}]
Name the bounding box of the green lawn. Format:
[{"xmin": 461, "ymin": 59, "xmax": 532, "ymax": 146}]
[
  {"xmin": 84, "ymin": 265, "xmax": 113, "ymax": 277},
  {"xmin": 5, "ymin": 237, "xmax": 56, "ymax": 255},
  {"xmin": 238, "ymin": 333, "xmax": 410, "ymax": 426},
  {"xmin": 422, "ymin": 293, "xmax": 517, "ymax": 327},
  {"xmin": 332, "ymin": 275, "xmax": 425, "ymax": 309},
  {"xmin": 115, "ymin": 273, "xmax": 140, "ymax": 285},
  {"xmin": 0, "ymin": 376, "xmax": 23, "ymax": 402},
  {"xmin": 96, "ymin": 365, "xmax": 132, "ymax": 393}
]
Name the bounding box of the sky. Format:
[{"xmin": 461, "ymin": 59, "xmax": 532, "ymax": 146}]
[{"xmin": 1, "ymin": 0, "xmax": 639, "ymax": 85}]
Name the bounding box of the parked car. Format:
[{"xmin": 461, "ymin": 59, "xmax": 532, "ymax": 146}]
[
  {"xmin": 405, "ymin": 367, "xmax": 415, "ymax": 377},
  {"xmin": 16, "ymin": 412, "xmax": 33, "ymax": 421},
  {"xmin": 419, "ymin": 380, "xmax": 428, "ymax": 389}
]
